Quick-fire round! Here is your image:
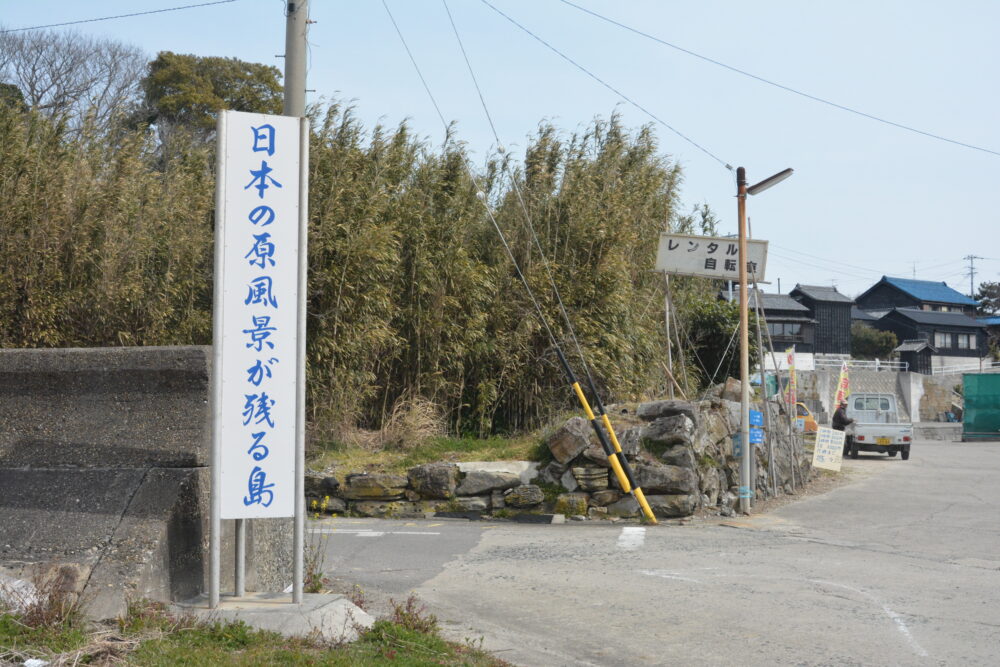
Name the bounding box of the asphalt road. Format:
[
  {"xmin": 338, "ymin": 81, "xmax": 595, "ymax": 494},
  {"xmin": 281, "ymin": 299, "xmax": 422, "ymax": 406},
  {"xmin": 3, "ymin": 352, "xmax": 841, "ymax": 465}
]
[{"xmin": 316, "ymin": 439, "xmax": 1000, "ymax": 666}]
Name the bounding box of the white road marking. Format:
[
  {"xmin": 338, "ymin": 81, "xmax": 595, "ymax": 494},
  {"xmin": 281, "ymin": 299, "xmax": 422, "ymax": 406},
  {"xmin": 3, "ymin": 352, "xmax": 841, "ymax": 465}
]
[
  {"xmin": 636, "ymin": 569, "xmax": 929, "ymax": 659},
  {"xmin": 810, "ymin": 579, "xmax": 929, "ymax": 658},
  {"xmin": 638, "ymin": 569, "xmax": 703, "ymax": 583},
  {"xmin": 307, "ymin": 528, "xmax": 440, "ymax": 536},
  {"xmin": 617, "ymin": 526, "xmax": 646, "ymax": 551}
]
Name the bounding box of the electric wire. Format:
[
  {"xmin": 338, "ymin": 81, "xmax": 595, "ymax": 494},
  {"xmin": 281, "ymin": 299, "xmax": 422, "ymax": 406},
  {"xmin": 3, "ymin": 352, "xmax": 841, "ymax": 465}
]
[
  {"xmin": 478, "ymin": 0, "xmax": 733, "ymax": 172},
  {"xmin": 708, "ymin": 322, "xmax": 740, "ymax": 388},
  {"xmin": 767, "ymin": 250, "xmax": 875, "ymax": 281},
  {"xmin": 0, "ymin": 0, "xmax": 238, "ymax": 33},
  {"xmin": 769, "ymin": 243, "xmax": 884, "ymax": 277},
  {"xmin": 557, "ymin": 0, "xmax": 1000, "ymax": 159},
  {"xmin": 442, "ymin": 0, "xmax": 606, "ymax": 408},
  {"xmin": 381, "ymin": 0, "xmax": 560, "ymax": 355},
  {"xmin": 386, "ymin": 0, "xmax": 658, "ymax": 522}
]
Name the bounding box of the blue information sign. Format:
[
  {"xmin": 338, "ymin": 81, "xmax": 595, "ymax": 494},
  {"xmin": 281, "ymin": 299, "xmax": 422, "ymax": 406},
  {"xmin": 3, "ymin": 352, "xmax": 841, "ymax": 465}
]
[{"xmin": 750, "ymin": 409, "xmax": 763, "ymax": 427}]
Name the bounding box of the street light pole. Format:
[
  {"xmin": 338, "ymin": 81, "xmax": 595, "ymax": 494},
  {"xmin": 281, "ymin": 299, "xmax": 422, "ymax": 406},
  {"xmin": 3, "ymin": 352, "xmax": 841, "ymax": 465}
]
[
  {"xmin": 737, "ymin": 167, "xmax": 751, "ymax": 514},
  {"xmin": 735, "ymin": 166, "xmax": 794, "ymax": 514}
]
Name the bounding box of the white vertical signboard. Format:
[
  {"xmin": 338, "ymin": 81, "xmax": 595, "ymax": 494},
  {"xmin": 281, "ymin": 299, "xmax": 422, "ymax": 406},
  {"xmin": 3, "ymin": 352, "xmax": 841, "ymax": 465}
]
[
  {"xmin": 812, "ymin": 427, "xmax": 845, "ymax": 471},
  {"xmin": 216, "ymin": 111, "xmax": 301, "ymax": 518}
]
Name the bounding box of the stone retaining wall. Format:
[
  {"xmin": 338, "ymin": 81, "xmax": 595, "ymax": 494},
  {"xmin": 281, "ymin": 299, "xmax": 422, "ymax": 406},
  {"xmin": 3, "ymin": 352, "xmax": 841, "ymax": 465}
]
[{"xmin": 307, "ymin": 392, "xmax": 812, "ymax": 521}]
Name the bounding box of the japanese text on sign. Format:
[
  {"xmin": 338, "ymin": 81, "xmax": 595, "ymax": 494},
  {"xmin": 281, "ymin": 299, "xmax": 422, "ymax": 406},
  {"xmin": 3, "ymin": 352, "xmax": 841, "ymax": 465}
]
[
  {"xmin": 655, "ymin": 233, "xmax": 768, "ymax": 281},
  {"xmin": 812, "ymin": 427, "xmax": 845, "ymax": 471},
  {"xmin": 217, "ymin": 111, "xmax": 301, "ymax": 519}
]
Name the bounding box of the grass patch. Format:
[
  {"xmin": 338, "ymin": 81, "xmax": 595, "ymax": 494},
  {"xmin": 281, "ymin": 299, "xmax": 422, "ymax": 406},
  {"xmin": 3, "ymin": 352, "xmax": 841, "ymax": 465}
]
[
  {"xmin": 533, "ymin": 480, "xmax": 566, "ymax": 504},
  {"xmin": 311, "ymin": 433, "xmax": 546, "ymax": 476},
  {"xmin": 128, "ymin": 616, "xmax": 506, "ymax": 666},
  {"xmin": 4, "ymin": 595, "xmax": 509, "ymax": 667},
  {"xmin": 0, "ymin": 613, "xmax": 89, "ymax": 655}
]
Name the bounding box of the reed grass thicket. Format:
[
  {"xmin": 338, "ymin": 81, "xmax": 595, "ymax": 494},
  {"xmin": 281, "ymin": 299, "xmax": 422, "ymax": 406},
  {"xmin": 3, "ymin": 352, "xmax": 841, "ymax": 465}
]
[{"xmin": 0, "ymin": 100, "xmax": 723, "ymax": 440}]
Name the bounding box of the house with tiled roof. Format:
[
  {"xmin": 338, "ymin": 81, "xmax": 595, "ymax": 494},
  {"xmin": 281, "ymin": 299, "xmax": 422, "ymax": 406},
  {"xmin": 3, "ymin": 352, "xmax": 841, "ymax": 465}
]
[
  {"xmin": 790, "ymin": 284, "xmax": 854, "ymax": 354},
  {"xmin": 874, "ymin": 308, "xmax": 987, "ymax": 373},
  {"xmin": 855, "ymin": 276, "xmax": 978, "ymax": 315},
  {"xmin": 854, "ymin": 276, "xmax": 987, "ymax": 372},
  {"xmin": 720, "ymin": 289, "xmax": 818, "ymax": 352}
]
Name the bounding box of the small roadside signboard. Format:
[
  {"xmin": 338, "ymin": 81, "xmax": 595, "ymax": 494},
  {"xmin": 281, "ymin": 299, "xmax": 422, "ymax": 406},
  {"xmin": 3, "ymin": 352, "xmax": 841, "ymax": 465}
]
[
  {"xmin": 812, "ymin": 427, "xmax": 846, "ymax": 471},
  {"xmin": 655, "ymin": 233, "xmax": 768, "ymax": 281}
]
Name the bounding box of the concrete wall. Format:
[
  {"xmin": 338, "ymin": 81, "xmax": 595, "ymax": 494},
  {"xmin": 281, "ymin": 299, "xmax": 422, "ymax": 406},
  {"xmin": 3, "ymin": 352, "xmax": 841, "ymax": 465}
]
[
  {"xmin": 918, "ymin": 372, "xmax": 964, "ymax": 421},
  {"xmin": 0, "ymin": 346, "xmax": 291, "ymax": 618},
  {"xmin": 786, "ymin": 366, "xmax": 970, "ymax": 425}
]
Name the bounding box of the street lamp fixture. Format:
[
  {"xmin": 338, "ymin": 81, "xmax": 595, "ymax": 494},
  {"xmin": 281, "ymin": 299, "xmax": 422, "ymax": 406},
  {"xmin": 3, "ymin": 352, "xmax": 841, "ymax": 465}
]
[
  {"xmin": 736, "ymin": 166, "xmax": 793, "ymax": 515},
  {"xmin": 747, "ymin": 168, "xmax": 794, "ymax": 196}
]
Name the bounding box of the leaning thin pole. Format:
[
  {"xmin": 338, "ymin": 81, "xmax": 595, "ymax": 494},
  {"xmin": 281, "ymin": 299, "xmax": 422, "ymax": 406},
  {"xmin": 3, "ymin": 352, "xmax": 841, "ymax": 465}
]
[
  {"xmin": 390, "ymin": 0, "xmax": 655, "ymax": 523},
  {"xmin": 484, "ymin": 208, "xmax": 658, "ymax": 524},
  {"xmin": 751, "ymin": 277, "xmax": 777, "ymax": 497}
]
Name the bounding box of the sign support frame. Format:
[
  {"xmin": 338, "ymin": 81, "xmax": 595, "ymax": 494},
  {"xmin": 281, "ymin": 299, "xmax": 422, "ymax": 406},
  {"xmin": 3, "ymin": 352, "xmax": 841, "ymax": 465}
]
[{"xmin": 208, "ymin": 111, "xmax": 308, "ymax": 609}]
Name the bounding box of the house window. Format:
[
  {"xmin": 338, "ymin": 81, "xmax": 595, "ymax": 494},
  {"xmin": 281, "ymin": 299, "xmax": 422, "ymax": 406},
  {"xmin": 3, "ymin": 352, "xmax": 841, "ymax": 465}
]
[
  {"xmin": 957, "ymin": 333, "xmax": 972, "ymax": 349},
  {"xmin": 768, "ymin": 323, "xmax": 803, "ymax": 338},
  {"xmin": 934, "ymin": 332, "xmax": 952, "ymax": 348}
]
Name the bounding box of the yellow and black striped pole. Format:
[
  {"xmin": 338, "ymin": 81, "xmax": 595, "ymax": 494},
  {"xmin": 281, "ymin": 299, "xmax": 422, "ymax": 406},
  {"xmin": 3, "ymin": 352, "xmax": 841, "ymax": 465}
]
[{"xmin": 557, "ymin": 349, "xmax": 657, "ymax": 524}]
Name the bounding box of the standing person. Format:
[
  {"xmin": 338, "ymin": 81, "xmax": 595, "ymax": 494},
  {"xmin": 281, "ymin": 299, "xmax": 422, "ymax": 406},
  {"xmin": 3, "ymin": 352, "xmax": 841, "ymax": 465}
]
[{"xmin": 832, "ymin": 400, "xmax": 854, "ymax": 431}]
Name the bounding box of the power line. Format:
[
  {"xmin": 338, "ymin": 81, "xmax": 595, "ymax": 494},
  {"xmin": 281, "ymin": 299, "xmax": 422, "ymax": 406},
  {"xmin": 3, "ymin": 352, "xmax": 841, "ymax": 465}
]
[
  {"xmin": 766, "ymin": 250, "xmax": 876, "ymax": 281},
  {"xmin": 557, "ymin": 0, "xmax": 1000, "ymax": 159},
  {"xmin": 478, "ymin": 0, "xmax": 733, "ymax": 172},
  {"xmin": 442, "ymin": 0, "xmax": 610, "ymax": 406},
  {"xmin": 384, "ymin": 0, "xmax": 660, "ymax": 523},
  {"xmin": 0, "ymin": 0, "xmax": 238, "ymax": 33},
  {"xmin": 768, "ymin": 243, "xmax": 883, "ymax": 276}
]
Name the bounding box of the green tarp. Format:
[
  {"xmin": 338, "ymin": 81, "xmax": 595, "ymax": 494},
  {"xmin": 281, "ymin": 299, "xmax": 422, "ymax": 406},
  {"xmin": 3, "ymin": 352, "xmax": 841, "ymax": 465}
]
[{"xmin": 962, "ymin": 374, "xmax": 1000, "ymax": 441}]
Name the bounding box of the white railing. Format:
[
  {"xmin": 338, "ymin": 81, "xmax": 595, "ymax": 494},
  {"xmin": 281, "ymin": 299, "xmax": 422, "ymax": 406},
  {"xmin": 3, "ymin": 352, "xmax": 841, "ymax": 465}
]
[
  {"xmin": 813, "ymin": 359, "xmax": 909, "ymax": 372},
  {"xmin": 931, "ymin": 361, "xmax": 1000, "ymax": 375}
]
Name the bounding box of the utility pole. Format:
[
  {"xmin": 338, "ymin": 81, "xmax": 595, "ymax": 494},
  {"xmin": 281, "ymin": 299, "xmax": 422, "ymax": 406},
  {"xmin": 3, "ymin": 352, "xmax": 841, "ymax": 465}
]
[
  {"xmin": 284, "ymin": 0, "xmax": 309, "ymax": 117},
  {"xmin": 284, "ymin": 0, "xmax": 309, "ymax": 605},
  {"xmin": 964, "ymin": 255, "xmax": 983, "ymax": 298}
]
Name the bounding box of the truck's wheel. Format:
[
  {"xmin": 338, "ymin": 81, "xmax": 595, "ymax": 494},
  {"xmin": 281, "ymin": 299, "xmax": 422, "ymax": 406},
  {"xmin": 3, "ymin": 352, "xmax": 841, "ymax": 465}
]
[
  {"xmin": 901, "ymin": 447, "xmax": 910, "ymax": 461},
  {"xmin": 848, "ymin": 437, "xmax": 858, "ymax": 459}
]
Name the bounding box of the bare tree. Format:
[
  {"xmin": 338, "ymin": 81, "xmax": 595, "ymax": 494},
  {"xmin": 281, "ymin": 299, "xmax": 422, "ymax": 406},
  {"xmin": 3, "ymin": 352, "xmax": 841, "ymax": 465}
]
[{"xmin": 0, "ymin": 28, "xmax": 146, "ymax": 132}]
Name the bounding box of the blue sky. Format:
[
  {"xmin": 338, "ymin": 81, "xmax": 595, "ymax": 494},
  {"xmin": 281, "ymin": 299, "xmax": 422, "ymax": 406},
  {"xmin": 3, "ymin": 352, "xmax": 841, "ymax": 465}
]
[{"xmin": 4, "ymin": 0, "xmax": 998, "ymax": 298}]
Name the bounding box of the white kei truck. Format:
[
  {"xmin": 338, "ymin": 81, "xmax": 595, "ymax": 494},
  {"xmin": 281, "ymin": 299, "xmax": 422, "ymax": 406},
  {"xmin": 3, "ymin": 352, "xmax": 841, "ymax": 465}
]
[{"xmin": 844, "ymin": 392, "xmax": 914, "ymax": 460}]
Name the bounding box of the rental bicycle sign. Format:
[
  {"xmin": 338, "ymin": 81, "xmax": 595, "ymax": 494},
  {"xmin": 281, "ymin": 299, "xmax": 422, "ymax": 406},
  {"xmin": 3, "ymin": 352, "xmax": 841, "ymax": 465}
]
[{"xmin": 655, "ymin": 233, "xmax": 768, "ymax": 281}]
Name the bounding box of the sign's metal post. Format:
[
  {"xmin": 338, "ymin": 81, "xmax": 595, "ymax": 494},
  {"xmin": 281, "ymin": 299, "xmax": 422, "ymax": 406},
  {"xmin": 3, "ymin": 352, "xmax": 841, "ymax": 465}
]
[
  {"xmin": 234, "ymin": 519, "xmax": 245, "ymax": 597},
  {"xmin": 211, "ymin": 109, "xmax": 303, "ymax": 609},
  {"xmin": 292, "ymin": 117, "xmax": 309, "ymax": 605},
  {"xmin": 209, "ymin": 111, "xmax": 228, "ymax": 610}
]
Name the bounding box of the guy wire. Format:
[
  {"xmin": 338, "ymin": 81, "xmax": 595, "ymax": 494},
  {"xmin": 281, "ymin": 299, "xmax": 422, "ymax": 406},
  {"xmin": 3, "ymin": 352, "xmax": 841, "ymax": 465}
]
[
  {"xmin": 387, "ymin": 0, "xmax": 659, "ymax": 523},
  {"xmin": 441, "ymin": 0, "xmax": 605, "ymax": 408},
  {"xmin": 383, "ymin": 0, "xmax": 559, "ymax": 354}
]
